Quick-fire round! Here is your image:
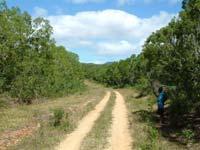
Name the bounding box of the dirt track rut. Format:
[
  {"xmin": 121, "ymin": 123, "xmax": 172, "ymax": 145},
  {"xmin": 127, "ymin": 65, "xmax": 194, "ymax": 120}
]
[
  {"xmin": 56, "ymin": 91, "xmax": 111, "ymax": 150},
  {"xmin": 106, "ymin": 91, "xmax": 132, "ymax": 150},
  {"xmin": 56, "ymin": 91, "xmax": 132, "ymax": 150}
]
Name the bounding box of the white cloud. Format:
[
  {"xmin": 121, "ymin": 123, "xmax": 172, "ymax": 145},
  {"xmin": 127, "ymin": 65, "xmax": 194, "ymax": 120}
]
[
  {"xmin": 48, "ymin": 10, "xmax": 142, "ymax": 40},
  {"xmin": 67, "ymin": 0, "xmax": 104, "ymax": 4},
  {"xmin": 43, "ymin": 9, "xmax": 176, "ymax": 62},
  {"xmin": 97, "ymin": 40, "xmax": 134, "ymax": 55},
  {"xmin": 49, "ymin": 10, "xmax": 174, "ymax": 41},
  {"xmin": 34, "ymin": 7, "xmax": 48, "ymax": 17}
]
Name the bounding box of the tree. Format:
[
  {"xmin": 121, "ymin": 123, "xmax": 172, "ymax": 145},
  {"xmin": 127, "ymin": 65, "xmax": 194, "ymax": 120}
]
[
  {"xmin": 0, "ymin": 2, "xmax": 84, "ymax": 103},
  {"xmin": 142, "ymin": 0, "xmax": 200, "ymax": 121}
]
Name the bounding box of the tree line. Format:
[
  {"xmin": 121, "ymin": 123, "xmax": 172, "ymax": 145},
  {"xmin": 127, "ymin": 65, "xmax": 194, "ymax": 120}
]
[
  {"xmin": 0, "ymin": 1, "xmax": 84, "ymax": 103},
  {"xmin": 83, "ymin": 0, "xmax": 200, "ymax": 122}
]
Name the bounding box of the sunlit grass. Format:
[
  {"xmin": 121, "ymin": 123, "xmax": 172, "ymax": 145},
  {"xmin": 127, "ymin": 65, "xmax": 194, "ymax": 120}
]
[{"xmin": 0, "ymin": 81, "xmax": 108, "ymax": 150}]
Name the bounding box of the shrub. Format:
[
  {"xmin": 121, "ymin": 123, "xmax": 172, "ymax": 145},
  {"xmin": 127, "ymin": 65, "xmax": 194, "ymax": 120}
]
[
  {"xmin": 181, "ymin": 129, "xmax": 195, "ymax": 143},
  {"xmin": 51, "ymin": 108, "xmax": 65, "ymax": 127}
]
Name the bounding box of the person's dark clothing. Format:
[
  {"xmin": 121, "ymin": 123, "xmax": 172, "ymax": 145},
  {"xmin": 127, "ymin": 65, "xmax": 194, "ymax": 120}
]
[{"xmin": 157, "ymin": 91, "xmax": 167, "ymax": 115}]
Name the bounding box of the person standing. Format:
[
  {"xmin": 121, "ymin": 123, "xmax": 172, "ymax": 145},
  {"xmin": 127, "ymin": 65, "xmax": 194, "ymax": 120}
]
[{"xmin": 157, "ymin": 87, "xmax": 168, "ymax": 121}]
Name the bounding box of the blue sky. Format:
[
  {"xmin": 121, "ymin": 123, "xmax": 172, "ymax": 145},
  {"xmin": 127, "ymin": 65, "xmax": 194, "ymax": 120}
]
[{"xmin": 7, "ymin": 0, "xmax": 182, "ymax": 63}]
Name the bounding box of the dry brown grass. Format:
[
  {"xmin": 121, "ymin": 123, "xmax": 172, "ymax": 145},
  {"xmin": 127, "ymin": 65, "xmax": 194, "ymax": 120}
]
[{"xmin": 0, "ymin": 81, "xmax": 109, "ymax": 150}]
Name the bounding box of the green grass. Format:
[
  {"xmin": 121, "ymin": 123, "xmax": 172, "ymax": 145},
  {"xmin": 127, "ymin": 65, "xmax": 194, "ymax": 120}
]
[
  {"xmin": 118, "ymin": 88, "xmax": 186, "ymax": 150},
  {"xmin": 80, "ymin": 92, "xmax": 115, "ymax": 150},
  {"xmin": 0, "ymin": 81, "xmax": 109, "ymax": 150}
]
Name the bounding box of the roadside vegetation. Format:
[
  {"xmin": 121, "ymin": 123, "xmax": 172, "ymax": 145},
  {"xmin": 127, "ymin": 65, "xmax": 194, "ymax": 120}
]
[
  {"xmin": 0, "ymin": 82, "xmax": 107, "ymax": 150},
  {"xmin": 0, "ymin": 0, "xmax": 84, "ymax": 104},
  {"xmin": 119, "ymin": 88, "xmax": 200, "ymax": 150}
]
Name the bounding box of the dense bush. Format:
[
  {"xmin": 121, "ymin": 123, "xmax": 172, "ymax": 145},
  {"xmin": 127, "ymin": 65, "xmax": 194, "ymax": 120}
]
[
  {"xmin": 0, "ymin": 1, "xmax": 84, "ymax": 103},
  {"xmin": 142, "ymin": 0, "xmax": 200, "ymax": 118},
  {"xmin": 83, "ymin": 54, "xmax": 148, "ymax": 89}
]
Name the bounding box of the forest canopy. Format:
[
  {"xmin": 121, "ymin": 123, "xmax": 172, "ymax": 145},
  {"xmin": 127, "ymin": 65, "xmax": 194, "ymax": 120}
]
[{"xmin": 0, "ymin": 0, "xmax": 84, "ymax": 103}]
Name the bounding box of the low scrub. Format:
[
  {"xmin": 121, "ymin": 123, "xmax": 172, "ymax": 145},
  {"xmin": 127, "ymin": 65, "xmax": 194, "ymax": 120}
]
[{"xmin": 49, "ymin": 108, "xmax": 71, "ymax": 131}]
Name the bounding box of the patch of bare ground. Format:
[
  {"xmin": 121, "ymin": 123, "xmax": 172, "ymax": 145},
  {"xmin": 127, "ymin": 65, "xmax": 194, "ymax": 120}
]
[
  {"xmin": 106, "ymin": 91, "xmax": 132, "ymax": 150},
  {"xmin": 0, "ymin": 123, "xmax": 39, "ymax": 150}
]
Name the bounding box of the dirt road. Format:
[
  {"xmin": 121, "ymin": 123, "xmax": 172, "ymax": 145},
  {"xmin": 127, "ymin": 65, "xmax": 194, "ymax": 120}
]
[
  {"xmin": 56, "ymin": 91, "xmax": 132, "ymax": 150},
  {"xmin": 56, "ymin": 91, "xmax": 111, "ymax": 150},
  {"xmin": 106, "ymin": 91, "xmax": 132, "ymax": 150}
]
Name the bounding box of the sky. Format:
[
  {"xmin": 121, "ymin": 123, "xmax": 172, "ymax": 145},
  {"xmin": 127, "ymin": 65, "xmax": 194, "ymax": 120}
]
[{"xmin": 7, "ymin": 0, "xmax": 182, "ymax": 64}]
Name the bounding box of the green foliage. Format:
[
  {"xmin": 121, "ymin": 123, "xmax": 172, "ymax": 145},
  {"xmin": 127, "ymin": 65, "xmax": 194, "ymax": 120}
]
[
  {"xmin": 84, "ymin": 0, "xmax": 200, "ymax": 125},
  {"xmin": 83, "ymin": 54, "xmax": 149, "ymax": 89},
  {"xmin": 140, "ymin": 125, "xmax": 159, "ymax": 150},
  {"xmin": 142, "ymin": 0, "xmax": 200, "ymax": 120},
  {"xmin": 181, "ymin": 129, "xmax": 195, "ymax": 143},
  {"xmin": 49, "ymin": 108, "xmax": 71, "ymax": 132},
  {"xmin": 50, "ymin": 108, "xmax": 65, "ymax": 127},
  {"xmin": 0, "ymin": 2, "xmax": 84, "ymax": 103}
]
